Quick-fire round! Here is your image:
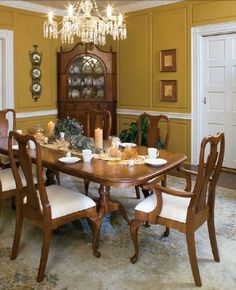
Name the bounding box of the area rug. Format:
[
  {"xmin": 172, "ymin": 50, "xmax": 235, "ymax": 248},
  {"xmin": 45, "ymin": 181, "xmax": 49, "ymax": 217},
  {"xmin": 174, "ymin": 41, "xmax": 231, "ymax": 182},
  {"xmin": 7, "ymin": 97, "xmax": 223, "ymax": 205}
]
[{"xmin": 0, "ymin": 175, "xmax": 235, "ymax": 290}]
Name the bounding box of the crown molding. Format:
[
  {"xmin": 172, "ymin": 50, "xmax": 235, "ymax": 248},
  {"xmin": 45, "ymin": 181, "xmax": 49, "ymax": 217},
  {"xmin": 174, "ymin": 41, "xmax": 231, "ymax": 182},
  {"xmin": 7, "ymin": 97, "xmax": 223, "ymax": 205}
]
[
  {"xmin": 0, "ymin": 0, "xmax": 183, "ymax": 16},
  {"xmin": 0, "ymin": 1, "xmax": 65, "ymax": 16}
]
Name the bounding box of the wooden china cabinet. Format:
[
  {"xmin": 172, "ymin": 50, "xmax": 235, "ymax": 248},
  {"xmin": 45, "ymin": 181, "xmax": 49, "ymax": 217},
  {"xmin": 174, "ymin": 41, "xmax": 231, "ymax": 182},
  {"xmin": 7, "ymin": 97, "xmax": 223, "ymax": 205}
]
[{"xmin": 57, "ymin": 43, "xmax": 117, "ymax": 136}]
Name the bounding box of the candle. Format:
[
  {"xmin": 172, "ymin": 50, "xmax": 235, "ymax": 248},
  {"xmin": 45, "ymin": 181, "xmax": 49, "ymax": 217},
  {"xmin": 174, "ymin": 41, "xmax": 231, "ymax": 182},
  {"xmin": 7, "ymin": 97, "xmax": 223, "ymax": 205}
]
[
  {"xmin": 95, "ymin": 128, "xmax": 103, "ymax": 150},
  {"xmin": 35, "ymin": 132, "xmax": 43, "ymax": 141},
  {"xmin": 47, "ymin": 121, "xmax": 55, "ymax": 136}
]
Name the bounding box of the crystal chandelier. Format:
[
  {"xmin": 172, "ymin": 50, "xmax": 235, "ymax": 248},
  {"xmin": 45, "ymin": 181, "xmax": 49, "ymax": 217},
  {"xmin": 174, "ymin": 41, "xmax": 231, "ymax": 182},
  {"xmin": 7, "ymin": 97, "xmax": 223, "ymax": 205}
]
[{"xmin": 43, "ymin": 0, "xmax": 127, "ymax": 46}]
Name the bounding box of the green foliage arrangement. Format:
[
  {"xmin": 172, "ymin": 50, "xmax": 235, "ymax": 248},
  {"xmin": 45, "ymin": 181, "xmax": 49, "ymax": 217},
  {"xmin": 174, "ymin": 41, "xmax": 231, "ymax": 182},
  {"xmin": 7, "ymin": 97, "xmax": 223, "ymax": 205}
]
[
  {"xmin": 52, "ymin": 117, "xmax": 83, "ymax": 139},
  {"xmin": 52, "ymin": 117, "xmax": 95, "ymax": 151},
  {"xmin": 119, "ymin": 115, "xmax": 164, "ymax": 149}
]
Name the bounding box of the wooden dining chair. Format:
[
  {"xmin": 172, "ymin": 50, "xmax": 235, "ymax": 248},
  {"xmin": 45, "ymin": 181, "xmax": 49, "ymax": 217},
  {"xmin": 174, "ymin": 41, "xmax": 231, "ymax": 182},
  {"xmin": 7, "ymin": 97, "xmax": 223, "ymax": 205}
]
[
  {"xmin": 135, "ymin": 113, "xmax": 170, "ymax": 199},
  {"xmin": 0, "ymin": 109, "xmax": 16, "ymax": 169},
  {"xmin": 130, "ymin": 132, "xmax": 225, "ymax": 287},
  {"xmin": 84, "ymin": 108, "xmax": 112, "ymax": 194},
  {"xmin": 8, "ymin": 131, "xmax": 101, "ymax": 282},
  {"xmin": 86, "ymin": 108, "xmax": 112, "ymax": 140}
]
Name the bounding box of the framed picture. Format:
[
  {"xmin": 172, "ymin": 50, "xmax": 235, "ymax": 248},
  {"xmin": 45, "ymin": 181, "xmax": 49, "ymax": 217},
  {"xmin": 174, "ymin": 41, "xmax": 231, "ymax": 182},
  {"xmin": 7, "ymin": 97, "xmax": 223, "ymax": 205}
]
[
  {"xmin": 160, "ymin": 49, "xmax": 176, "ymax": 72},
  {"xmin": 160, "ymin": 80, "xmax": 177, "ymax": 102}
]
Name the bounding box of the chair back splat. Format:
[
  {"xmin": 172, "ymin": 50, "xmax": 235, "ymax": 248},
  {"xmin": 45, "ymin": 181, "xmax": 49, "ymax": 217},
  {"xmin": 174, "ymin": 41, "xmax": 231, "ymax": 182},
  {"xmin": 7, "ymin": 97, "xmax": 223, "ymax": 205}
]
[
  {"xmin": 86, "ymin": 108, "xmax": 112, "ymax": 140},
  {"xmin": 192, "ymin": 133, "xmax": 225, "ymax": 215},
  {"xmin": 0, "ymin": 109, "xmax": 16, "ymax": 137},
  {"xmin": 137, "ymin": 113, "xmax": 170, "ymax": 148},
  {"xmin": 8, "ymin": 132, "xmax": 47, "ymax": 218}
]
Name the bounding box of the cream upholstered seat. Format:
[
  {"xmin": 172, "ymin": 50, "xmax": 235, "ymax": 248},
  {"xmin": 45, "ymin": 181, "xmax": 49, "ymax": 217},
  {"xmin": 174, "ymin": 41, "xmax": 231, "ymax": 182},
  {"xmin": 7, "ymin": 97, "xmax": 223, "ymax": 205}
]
[
  {"xmin": 130, "ymin": 133, "xmax": 225, "ymax": 287},
  {"xmin": 135, "ymin": 192, "xmax": 191, "ymax": 223},
  {"xmin": 8, "ymin": 132, "xmax": 101, "ymax": 282},
  {"xmin": 22, "ymin": 184, "xmax": 96, "ymax": 219},
  {"xmin": 0, "ymin": 168, "xmax": 37, "ymax": 192},
  {"xmin": 37, "ymin": 185, "xmax": 96, "ymax": 219}
]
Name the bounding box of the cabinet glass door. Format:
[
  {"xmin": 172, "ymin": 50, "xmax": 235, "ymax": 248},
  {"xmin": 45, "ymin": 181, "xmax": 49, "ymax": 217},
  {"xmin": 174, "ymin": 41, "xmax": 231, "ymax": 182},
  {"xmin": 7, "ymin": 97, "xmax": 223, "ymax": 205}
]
[{"xmin": 68, "ymin": 56, "xmax": 105, "ymax": 99}]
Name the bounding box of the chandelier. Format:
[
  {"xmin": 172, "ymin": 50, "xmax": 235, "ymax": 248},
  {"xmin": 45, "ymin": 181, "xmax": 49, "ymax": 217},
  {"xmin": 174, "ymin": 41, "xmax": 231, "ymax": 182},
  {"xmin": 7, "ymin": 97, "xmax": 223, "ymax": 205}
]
[{"xmin": 43, "ymin": 0, "xmax": 127, "ymax": 46}]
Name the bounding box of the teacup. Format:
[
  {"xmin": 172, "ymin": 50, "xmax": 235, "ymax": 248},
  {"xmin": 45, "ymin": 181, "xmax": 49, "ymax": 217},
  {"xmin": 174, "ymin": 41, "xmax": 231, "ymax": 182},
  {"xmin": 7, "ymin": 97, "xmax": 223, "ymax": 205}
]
[
  {"xmin": 82, "ymin": 149, "xmax": 92, "ymax": 162},
  {"xmin": 148, "ymin": 147, "xmax": 159, "ymax": 159}
]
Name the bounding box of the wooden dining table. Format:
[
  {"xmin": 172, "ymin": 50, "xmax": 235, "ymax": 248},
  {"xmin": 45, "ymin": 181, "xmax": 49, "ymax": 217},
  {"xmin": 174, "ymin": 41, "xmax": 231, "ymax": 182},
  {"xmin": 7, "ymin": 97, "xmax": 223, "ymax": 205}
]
[{"xmin": 0, "ymin": 137, "xmax": 187, "ymax": 224}]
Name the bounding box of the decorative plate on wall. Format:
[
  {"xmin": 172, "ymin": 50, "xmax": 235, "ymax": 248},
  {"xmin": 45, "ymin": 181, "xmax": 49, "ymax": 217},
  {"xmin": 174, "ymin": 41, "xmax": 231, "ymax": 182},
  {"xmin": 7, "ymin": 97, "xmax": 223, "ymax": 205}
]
[{"xmin": 30, "ymin": 66, "xmax": 41, "ymax": 80}]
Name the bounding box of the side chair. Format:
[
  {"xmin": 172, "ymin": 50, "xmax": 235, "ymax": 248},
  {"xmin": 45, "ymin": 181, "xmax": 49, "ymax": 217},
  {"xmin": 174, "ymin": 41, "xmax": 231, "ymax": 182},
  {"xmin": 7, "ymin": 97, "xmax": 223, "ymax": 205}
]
[
  {"xmin": 8, "ymin": 132, "xmax": 101, "ymax": 282},
  {"xmin": 86, "ymin": 108, "xmax": 112, "ymax": 140},
  {"xmin": 84, "ymin": 108, "xmax": 112, "ymax": 195},
  {"xmin": 0, "ymin": 109, "xmax": 16, "ymax": 169},
  {"xmin": 130, "ymin": 132, "xmax": 225, "ymax": 287},
  {"xmin": 135, "ymin": 113, "xmax": 170, "ymax": 199}
]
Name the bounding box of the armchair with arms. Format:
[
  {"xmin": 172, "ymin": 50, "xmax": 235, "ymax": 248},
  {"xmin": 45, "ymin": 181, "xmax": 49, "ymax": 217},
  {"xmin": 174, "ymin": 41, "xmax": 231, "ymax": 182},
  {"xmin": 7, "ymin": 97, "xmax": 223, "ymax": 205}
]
[{"xmin": 130, "ymin": 132, "xmax": 225, "ymax": 287}]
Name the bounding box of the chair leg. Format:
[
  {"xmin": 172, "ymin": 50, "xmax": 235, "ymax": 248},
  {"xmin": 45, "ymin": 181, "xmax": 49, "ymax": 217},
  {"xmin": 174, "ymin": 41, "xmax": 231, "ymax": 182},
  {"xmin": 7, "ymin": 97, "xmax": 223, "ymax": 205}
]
[
  {"xmin": 11, "ymin": 212, "xmax": 24, "ymax": 260},
  {"xmin": 141, "ymin": 188, "xmax": 151, "ymax": 199},
  {"xmin": 37, "ymin": 229, "xmax": 52, "ymax": 282},
  {"xmin": 130, "ymin": 219, "xmax": 142, "ymax": 264},
  {"xmin": 186, "ymin": 231, "xmax": 202, "ymax": 287},
  {"xmin": 55, "ymin": 170, "xmax": 60, "ymax": 185},
  {"xmin": 207, "ymin": 214, "xmax": 220, "ymax": 262},
  {"xmin": 90, "ymin": 216, "xmax": 101, "ymax": 258},
  {"xmin": 163, "ymin": 227, "xmax": 170, "ymax": 237},
  {"xmin": 84, "ymin": 179, "xmax": 89, "ymax": 195},
  {"xmin": 161, "ymin": 175, "xmax": 167, "ymax": 187},
  {"xmin": 135, "ymin": 186, "xmax": 141, "ymax": 199}
]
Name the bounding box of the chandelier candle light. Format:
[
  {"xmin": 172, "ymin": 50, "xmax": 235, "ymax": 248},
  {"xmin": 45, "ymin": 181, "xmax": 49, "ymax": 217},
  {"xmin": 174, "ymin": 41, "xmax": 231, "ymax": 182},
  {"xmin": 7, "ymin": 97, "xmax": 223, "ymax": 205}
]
[{"xmin": 43, "ymin": 0, "xmax": 127, "ymax": 45}]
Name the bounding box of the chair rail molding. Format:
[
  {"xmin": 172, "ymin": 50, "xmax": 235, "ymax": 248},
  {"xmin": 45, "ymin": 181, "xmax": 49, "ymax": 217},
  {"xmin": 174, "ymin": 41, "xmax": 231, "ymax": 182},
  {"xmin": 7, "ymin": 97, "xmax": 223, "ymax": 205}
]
[
  {"xmin": 117, "ymin": 109, "xmax": 192, "ymax": 120},
  {"xmin": 191, "ymin": 21, "xmax": 236, "ymax": 165},
  {"xmin": 0, "ymin": 29, "xmax": 14, "ymax": 110},
  {"xmin": 16, "ymin": 109, "xmax": 58, "ymax": 119}
]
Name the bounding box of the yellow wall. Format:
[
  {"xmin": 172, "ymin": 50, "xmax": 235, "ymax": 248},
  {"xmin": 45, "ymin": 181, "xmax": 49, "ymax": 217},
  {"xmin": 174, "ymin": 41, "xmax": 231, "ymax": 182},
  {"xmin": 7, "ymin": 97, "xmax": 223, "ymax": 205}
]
[
  {"xmin": 118, "ymin": 0, "xmax": 236, "ymax": 162},
  {"xmin": 0, "ymin": 5, "xmax": 58, "ymax": 133}
]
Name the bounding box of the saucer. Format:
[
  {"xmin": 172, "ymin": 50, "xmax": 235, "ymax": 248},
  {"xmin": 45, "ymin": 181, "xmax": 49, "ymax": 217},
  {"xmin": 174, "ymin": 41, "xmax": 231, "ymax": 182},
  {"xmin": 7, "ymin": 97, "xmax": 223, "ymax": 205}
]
[
  {"xmin": 59, "ymin": 157, "xmax": 80, "ymax": 164},
  {"xmin": 120, "ymin": 143, "xmax": 136, "ymax": 148},
  {"xmin": 145, "ymin": 158, "xmax": 167, "ymax": 166}
]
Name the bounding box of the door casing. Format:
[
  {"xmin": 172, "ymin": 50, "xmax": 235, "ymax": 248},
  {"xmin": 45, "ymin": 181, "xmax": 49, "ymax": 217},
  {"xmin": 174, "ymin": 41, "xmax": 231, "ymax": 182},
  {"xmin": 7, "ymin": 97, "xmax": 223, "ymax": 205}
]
[{"xmin": 192, "ymin": 22, "xmax": 236, "ymax": 166}]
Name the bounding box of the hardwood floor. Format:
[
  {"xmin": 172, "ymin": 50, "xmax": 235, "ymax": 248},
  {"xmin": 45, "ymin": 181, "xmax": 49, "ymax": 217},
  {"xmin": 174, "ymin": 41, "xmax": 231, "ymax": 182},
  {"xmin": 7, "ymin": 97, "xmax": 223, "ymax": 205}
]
[{"xmin": 170, "ymin": 166, "xmax": 236, "ymax": 190}]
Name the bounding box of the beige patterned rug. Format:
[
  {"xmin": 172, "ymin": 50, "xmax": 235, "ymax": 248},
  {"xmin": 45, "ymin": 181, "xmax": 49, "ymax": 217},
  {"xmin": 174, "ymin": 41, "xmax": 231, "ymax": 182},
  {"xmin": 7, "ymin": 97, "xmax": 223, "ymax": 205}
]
[{"xmin": 0, "ymin": 175, "xmax": 235, "ymax": 290}]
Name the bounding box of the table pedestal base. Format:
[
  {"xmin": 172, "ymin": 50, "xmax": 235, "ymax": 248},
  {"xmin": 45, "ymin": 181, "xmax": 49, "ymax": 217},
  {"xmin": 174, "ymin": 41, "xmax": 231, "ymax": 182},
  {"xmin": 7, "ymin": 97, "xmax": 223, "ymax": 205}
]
[{"xmin": 98, "ymin": 185, "xmax": 130, "ymax": 225}]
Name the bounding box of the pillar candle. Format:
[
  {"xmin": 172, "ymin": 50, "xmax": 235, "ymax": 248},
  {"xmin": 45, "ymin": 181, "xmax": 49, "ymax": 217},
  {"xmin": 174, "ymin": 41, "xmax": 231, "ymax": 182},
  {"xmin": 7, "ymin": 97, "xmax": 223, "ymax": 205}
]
[
  {"xmin": 95, "ymin": 128, "xmax": 103, "ymax": 150},
  {"xmin": 47, "ymin": 121, "xmax": 55, "ymax": 136}
]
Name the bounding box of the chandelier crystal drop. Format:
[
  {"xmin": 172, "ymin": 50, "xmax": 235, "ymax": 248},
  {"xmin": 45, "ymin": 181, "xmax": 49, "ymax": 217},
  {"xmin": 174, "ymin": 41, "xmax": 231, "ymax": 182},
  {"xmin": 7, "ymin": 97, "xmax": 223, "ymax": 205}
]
[{"xmin": 43, "ymin": 0, "xmax": 127, "ymax": 45}]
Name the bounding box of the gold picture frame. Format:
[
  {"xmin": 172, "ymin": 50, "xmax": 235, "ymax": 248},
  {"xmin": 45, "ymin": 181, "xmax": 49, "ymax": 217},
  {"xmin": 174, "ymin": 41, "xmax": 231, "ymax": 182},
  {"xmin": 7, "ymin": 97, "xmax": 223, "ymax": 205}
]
[
  {"xmin": 160, "ymin": 49, "xmax": 177, "ymax": 72},
  {"xmin": 160, "ymin": 80, "xmax": 177, "ymax": 102}
]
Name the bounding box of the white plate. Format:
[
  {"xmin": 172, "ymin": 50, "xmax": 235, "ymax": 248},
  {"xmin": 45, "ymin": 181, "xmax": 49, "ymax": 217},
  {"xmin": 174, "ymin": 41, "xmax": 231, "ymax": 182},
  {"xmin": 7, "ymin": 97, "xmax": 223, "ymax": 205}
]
[
  {"xmin": 145, "ymin": 158, "xmax": 167, "ymax": 166},
  {"xmin": 120, "ymin": 143, "xmax": 136, "ymax": 148},
  {"xmin": 59, "ymin": 157, "xmax": 81, "ymax": 164}
]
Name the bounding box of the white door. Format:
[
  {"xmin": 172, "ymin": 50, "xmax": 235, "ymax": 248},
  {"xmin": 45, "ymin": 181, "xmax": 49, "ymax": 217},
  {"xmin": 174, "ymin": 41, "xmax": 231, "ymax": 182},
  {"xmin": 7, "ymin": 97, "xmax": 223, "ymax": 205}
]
[{"xmin": 203, "ymin": 33, "xmax": 236, "ymax": 169}]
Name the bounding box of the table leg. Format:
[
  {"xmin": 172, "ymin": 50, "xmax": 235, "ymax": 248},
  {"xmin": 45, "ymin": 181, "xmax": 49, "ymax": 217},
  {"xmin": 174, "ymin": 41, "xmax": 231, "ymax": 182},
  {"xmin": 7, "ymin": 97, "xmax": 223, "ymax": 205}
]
[{"xmin": 98, "ymin": 185, "xmax": 130, "ymax": 225}]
